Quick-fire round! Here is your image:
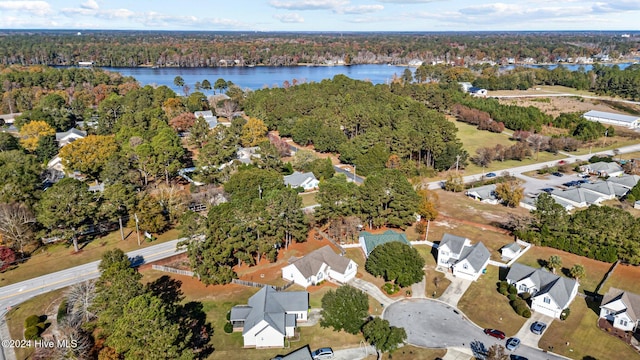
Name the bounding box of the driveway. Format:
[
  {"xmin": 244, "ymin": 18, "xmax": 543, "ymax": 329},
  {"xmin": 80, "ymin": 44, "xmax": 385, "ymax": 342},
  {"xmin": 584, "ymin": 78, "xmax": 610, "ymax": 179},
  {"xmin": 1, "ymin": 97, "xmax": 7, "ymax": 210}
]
[
  {"xmin": 438, "ymin": 272, "xmax": 472, "ymax": 307},
  {"xmin": 514, "ymin": 312, "xmax": 555, "ymax": 348},
  {"xmin": 411, "ymin": 274, "xmax": 427, "ymax": 299},
  {"xmin": 333, "ymin": 345, "xmax": 377, "ymax": 360},
  {"xmin": 347, "ymin": 278, "xmax": 395, "ymax": 307},
  {"xmin": 384, "ymin": 299, "xmax": 568, "ymax": 360}
]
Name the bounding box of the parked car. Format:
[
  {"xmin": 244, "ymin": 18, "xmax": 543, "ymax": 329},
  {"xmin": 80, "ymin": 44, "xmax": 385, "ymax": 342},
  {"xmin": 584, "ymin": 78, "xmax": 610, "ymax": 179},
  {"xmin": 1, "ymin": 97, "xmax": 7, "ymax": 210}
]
[
  {"xmin": 541, "ymin": 188, "xmax": 554, "ymax": 193},
  {"xmin": 486, "ymin": 172, "xmax": 497, "ymax": 178},
  {"xmin": 506, "ymin": 337, "xmax": 521, "ymax": 351},
  {"xmin": 484, "ymin": 328, "xmax": 506, "ymax": 339},
  {"xmin": 552, "ymin": 172, "xmax": 563, "ymax": 177},
  {"xmin": 530, "ymin": 321, "xmax": 547, "ymax": 335},
  {"xmin": 578, "ymin": 179, "xmax": 590, "ymax": 184},
  {"xmin": 510, "ymin": 355, "xmax": 528, "ymax": 360},
  {"xmin": 311, "ymin": 347, "xmax": 334, "ymax": 359}
]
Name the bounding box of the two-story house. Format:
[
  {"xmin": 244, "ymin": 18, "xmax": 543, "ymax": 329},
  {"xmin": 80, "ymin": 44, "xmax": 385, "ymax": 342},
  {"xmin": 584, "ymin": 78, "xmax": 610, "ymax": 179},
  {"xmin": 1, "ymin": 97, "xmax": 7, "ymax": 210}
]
[{"xmin": 437, "ymin": 233, "xmax": 490, "ymax": 281}]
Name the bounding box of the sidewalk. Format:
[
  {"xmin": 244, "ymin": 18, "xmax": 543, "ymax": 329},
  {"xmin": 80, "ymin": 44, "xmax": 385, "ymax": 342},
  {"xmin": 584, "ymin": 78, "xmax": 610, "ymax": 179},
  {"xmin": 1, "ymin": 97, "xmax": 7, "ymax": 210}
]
[
  {"xmin": 442, "ymin": 347, "xmax": 473, "ymax": 360},
  {"xmin": 0, "ymin": 309, "xmax": 16, "ymax": 360}
]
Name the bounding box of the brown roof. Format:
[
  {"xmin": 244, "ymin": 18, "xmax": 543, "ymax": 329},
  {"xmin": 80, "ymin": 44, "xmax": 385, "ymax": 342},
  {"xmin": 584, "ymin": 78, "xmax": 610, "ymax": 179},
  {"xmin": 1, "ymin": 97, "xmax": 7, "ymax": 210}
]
[
  {"xmin": 601, "ymin": 287, "xmax": 640, "ymax": 322},
  {"xmin": 290, "ymin": 246, "xmax": 352, "ymax": 278}
]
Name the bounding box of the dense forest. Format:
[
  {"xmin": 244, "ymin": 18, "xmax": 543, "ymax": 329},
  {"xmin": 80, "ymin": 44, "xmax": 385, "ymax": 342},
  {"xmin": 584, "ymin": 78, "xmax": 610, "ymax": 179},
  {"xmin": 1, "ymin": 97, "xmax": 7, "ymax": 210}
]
[{"xmin": 0, "ymin": 30, "xmax": 637, "ymax": 67}]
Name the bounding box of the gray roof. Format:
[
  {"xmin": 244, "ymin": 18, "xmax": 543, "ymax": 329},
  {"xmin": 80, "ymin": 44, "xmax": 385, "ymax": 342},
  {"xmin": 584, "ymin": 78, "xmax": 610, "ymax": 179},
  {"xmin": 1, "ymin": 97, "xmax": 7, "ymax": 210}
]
[
  {"xmin": 289, "ymin": 245, "xmax": 352, "ymax": 278},
  {"xmin": 273, "ymin": 345, "xmax": 314, "ymax": 360},
  {"xmin": 284, "ymin": 171, "xmax": 318, "ymax": 188},
  {"xmin": 581, "ymin": 181, "xmax": 619, "ymax": 197},
  {"xmin": 194, "ymin": 110, "xmax": 215, "ymax": 118},
  {"xmin": 607, "ymin": 174, "xmax": 640, "ymax": 189},
  {"xmin": 231, "ymin": 286, "xmax": 308, "ymax": 336},
  {"xmin": 466, "ymin": 184, "xmax": 497, "ymax": 201},
  {"xmin": 583, "ymin": 110, "xmax": 640, "ymax": 124},
  {"xmin": 457, "ymin": 242, "xmax": 490, "ymax": 272},
  {"xmin": 601, "ymin": 287, "xmax": 640, "ymax": 322},
  {"xmin": 585, "ymin": 161, "xmax": 623, "ymax": 174},
  {"xmin": 552, "ymin": 188, "xmax": 603, "ymax": 205},
  {"xmin": 55, "ymin": 128, "xmax": 87, "ymax": 141},
  {"xmin": 506, "ymin": 263, "xmax": 577, "ymax": 308},
  {"xmin": 502, "ymin": 242, "xmax": 521, "ymax": 253},
  {"xmin": 440, "ymin": 233, "xmax": 468, "ymax": 255}
]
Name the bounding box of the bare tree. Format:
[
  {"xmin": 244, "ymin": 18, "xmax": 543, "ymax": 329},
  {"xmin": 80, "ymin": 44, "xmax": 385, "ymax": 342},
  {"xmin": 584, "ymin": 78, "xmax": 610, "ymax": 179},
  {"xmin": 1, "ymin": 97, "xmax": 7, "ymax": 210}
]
[
  {"xmin": 154, "ymin": 184, "xmax": 188, "ymax": 223},
  {"xmin": 486, "ymin": 344, "xmax": 509, "ymax": 360},
  {"xmin": 66, "ymin": 280, "xmax": 97, "ymax": 324},
  {"xmin": 528, "ymin": 134, "xmax": 549, "ymax": 160},
  {"xmin": 0, "ymin": 202, "xmax": 37, "ymax": 253},
  {"xmin": 216, "ymin": 99, "xmax": 238, "ymax": 120}
]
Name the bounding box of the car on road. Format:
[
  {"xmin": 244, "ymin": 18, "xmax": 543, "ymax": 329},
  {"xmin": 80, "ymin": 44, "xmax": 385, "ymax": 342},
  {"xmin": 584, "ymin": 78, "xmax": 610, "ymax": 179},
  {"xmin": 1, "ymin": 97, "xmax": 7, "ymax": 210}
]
[
  {"xmin": 486, "ymin": 172, "xmax": 497, "ymax": 178},
  {"xmin": 563, "ymin": 181, "xmax": 579, "ymax": 187},
  {"xmin": 510, "ymin": 355, "xmax": 528, "ymax": 360},
  {"xmin": 484, "ymin": 328, "xmax": 506, "ymax": 339},
  {"xmin": 506, "ymin": 337, "xmax": 521, "ymax": 351},
  {"xmin": 551, "ymin": 172, "xmax": 563, "ymax": 177},
  {"xmin": 578, "ymin": 179, "xmax": 590, "ymax": 184},
  {"xmin": 541, "ymin": 188, "xmax": 554, "ymax": 193},
  {"xmin": 530, "ymin": 321, "xmax": 547, "ymax": 335},
  {"xmin": 311, "ymin": 347, "xmax": 334, "ymax": 359}
]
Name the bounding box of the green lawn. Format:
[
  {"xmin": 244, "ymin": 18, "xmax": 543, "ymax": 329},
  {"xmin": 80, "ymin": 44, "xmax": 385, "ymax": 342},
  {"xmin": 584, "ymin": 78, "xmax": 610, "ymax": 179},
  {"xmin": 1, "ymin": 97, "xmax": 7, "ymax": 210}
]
[
  {"xmin": 457, "ymin": 266, "xmax": 526, "ymax": 336},
  {"xmin": 539, "ymin": 298, "xmax": 640, "ymax": 360},
  {"xmin": 599, "ymin": 263, "xmax": 640, "ymax": 296},
  {"xmin": 0, "ymin": 228, "xmax": 179, "ymax": 287},
  {"xmin": 451, "ymin": 119, "xmax": 515, "ymax": 155}
]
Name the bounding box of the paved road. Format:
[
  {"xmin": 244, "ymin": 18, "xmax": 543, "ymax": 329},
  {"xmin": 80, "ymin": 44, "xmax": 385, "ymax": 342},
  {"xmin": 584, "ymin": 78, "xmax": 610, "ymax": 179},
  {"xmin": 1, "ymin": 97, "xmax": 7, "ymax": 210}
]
[
  {"xmin": 426, "ymin": 143, "xmax": 640, "ymax": 190},
  {"xmin": 384, "ymin": 299, "xmax": 569, "ymax": 360},
  {"xmin": 0, "ymin": 239, "xmax": 187, "ymax": 360},
  {"xmin": 334, "ymin": 165, "xmax": 364, "ymax": 184}
]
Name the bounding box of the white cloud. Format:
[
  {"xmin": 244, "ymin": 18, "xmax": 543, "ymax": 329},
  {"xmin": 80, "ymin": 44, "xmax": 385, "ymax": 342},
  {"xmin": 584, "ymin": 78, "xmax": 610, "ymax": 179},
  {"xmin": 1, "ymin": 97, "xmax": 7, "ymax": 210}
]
[
  {"xmin": 273, "ymin": 13, "xmax": 305, "ymax": 23},
  {"xmin": 0, "ymin": 1, "xmax": 52, "ymax": 16},
  {"xmin": 81, "ymin": 0, "xmax": 98, "ymax": 10},
  {"xmin": 342, "ymin": 5, "xmax": 384, "ymax": 14},
  {"xmin": 269, "ymin": 0, "xmax": 348, "ymax": 10},
  {"xmin": 376, "ymin": 0, "xmax": 441, "ymax": 3}
]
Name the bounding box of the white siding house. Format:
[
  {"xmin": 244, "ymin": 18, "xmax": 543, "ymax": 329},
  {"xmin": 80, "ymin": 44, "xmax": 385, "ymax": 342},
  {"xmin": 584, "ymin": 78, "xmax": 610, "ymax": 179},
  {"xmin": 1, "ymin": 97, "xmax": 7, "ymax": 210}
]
[
  {"xmin": 55, "ymin": 128, "xmax": 86, "ymax": 147},
  {"xmin": 506, "ymin": 263, "xmax": 579, "ymax": 318},
  {"xmin": 283, "ymin": 171, "xmax": 319, "ymax": 191},
  {"xmin": 599, "ymin": 287, "xmax": 640, "ymax": 332},
  {"xmin": 437, "ymin": 233, "xmax": 490, "ymax": 281},
  {"xmin": 281, "ymin": 246, "xmax": 357, "ymax": 287}
]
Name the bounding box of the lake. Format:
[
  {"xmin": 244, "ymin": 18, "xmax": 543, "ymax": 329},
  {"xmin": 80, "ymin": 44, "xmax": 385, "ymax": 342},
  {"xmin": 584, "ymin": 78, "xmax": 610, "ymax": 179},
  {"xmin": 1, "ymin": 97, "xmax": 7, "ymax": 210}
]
[{"xmin": 101, "ymin": 64, "xmax": 411, "ymax": 93}]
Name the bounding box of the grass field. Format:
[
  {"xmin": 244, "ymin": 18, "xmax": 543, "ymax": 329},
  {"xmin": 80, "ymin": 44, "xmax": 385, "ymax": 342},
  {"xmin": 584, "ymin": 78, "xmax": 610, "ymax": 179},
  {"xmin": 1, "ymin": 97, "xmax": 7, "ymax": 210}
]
[
  {"xmin": 457, "ymin": 266, "xmax": 526, "ymax": 336},
  {"xmin": 539, "ymin": 298, "xmax": 640, "ymax": 360},
  {"xmin": 0, "ymin": 228, "xmax": 179, "ymax": 287},
  {"xmin": 599, "ymin": 263, "xmax": 640, "ymax": 296},
  {"xmin": 299, "ymin": 192, "xmax": 318, "ymax": 207}
]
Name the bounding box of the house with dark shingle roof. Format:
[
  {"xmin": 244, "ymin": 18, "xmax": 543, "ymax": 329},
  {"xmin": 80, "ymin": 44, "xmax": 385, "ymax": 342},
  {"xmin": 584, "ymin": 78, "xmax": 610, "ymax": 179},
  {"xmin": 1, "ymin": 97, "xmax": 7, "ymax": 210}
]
[
  {"xmin": 599, "ymin": 287, "xmax": 640, "ymax": 332},
  {"xmin": 437, "ymin": 233, "xmax": 490, "ymax": 281},
  {"xmin": 281, "ymin": 245, "xmax": 357, "ymax": 287},
  {"xmin": 358, "ymin": 230, "xmax": 410, "ymax": 257},
  {"xmin": 506, "ymin": 263, "xmax": 579, "ymax": 318},
  {"xmin": 229, "ymin": 286, "xmax": 308, "ymax": 348}
]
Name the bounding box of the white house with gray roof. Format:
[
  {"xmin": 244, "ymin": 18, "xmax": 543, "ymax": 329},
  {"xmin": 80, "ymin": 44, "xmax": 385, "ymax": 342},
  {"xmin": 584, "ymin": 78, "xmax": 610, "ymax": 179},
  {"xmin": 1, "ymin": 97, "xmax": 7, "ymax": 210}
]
[
  {"xmin": 281, "ymin": 245, "xmax": 357, "ymax": 288},
  {"xmin": 580, "ymin": 161, "xmax": 624, "ymax": 177},
  {"xmin": 600, "ymin": 287, "xmax": 640, "ymax": 331},
  {"xmin": 607, "ymin": 174, "xmax": 640, "ymax": 189},
  {"xmin": 550, "ymin": 188, "xmax": 607, "ymax": 208},
  {"xmin": 194, "ymin": 110, "xmax": 218, "ymax": 129},
  {"xmin": 506, "ymin": 263, "xmax": 579, "ymax": 318},
  {"xmin": 230, "ymin": 286, "xmax": 308, "ymax": 348},
  {"xmin": 581, "ymin": 180, "xmax": 629, "ymax": 199},
  {"xmin": 583, "ymin": 110, "xmax": 640, "ymax": 129},
  {"xmin": 465, "ymin": 184, "xmax": 499, "ymax": 204},
  {"xmin": 500, "ymin": 242, "xmax": 522, "ymax": 261},
  {"xmin": 437, "ymin": 233, "xmax": 491, "ymax": 281},
  {"xmin": 55, "ymin": 128, "xmax": 86, "ymax": 147},
  {"xmin": 283, "ymin": 171, "xmax": 319, "ymax": 191}
]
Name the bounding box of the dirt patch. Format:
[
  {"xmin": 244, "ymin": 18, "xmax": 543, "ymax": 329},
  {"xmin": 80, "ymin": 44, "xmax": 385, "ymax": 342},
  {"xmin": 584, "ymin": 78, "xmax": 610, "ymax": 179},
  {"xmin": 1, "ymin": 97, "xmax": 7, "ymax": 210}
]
[
  {"xmin": 497, "ymin": 95, "xmax": 640, "ymax": 118},
  {"xmin": 601, "ymin": 263, "xmax": 640, "ymax": 296}
]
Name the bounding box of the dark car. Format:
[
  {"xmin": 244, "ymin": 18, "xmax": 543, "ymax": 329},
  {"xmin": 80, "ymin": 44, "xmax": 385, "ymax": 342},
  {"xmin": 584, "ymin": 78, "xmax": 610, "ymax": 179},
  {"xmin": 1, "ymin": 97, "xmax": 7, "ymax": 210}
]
[
  {"xmin": 552, "ymin": 172, "xmax": 563, "ymax": 177},
  {"xmin": 505, "ymin": 337, "xmax": 521, "ymax": 351},
  {"xmin": 486, "ymin": 172, "xmax": 497, "ymax": 178},
  {"xmin": 484, "ymin": 328, "xmax": 506, "ymax": 339},
  {"xmin": 311, "ymin": 347, "xmax": 334, "ymax": 360},
  {"xmin": 578, "ymin": 179, "xmax": 590, "ymax": 184},
  {"xmin": 541, "ymin": 188, "xmax": 554, "ymax": 193},
  {"xmin": 530, "ymin": 321, "xmax": 547, "ymax": 335},
  {"xmin": 510, "ymin": 355, "xmax": 528, "ymax": 360}
]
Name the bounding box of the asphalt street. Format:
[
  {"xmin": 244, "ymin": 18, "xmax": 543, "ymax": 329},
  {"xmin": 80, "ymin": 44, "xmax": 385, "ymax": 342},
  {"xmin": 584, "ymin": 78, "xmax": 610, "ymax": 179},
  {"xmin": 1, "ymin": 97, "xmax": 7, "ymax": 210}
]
[
  {"xmin": 0, "ymin": 239, "xmax": 187, "ymax": 360},
  {"xmin": 384, "ymin": 299, "xmax": 568, "ymax": 360}
]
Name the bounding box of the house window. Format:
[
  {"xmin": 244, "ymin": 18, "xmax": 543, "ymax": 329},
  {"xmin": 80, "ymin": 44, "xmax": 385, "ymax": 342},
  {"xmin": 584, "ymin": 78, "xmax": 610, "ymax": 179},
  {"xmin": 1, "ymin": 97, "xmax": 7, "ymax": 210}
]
[
  {"xmin": 463, "ymin": 263, "xmax": 468, "ymax": 270},
  {"xmin": 620, "ymin": 319, "xmax": 628, "ymax": 326},
  {"xmin": 544, "ymin": 297, "xmax": 551, "ymax": 304},
  {"xmin": 318, "ymin": 272, "xmax": 324, "ymax": 280},
  {"xmin": 519, "ymin": 284, "xmax": 527, "ymax": 292},
  {"xmin": 347, "ymin": 264, "xmax": 352, "ymax": 270}
]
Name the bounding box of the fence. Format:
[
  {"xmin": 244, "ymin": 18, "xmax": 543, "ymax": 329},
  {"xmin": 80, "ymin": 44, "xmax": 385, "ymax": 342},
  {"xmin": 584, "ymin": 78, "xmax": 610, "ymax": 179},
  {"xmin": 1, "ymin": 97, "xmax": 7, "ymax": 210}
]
[
  {"xmin": 151, "ymin": 265, "xmax": 195, "ymax": 277},
  {"xmin": 232, "ymin": 279, "xmax": 295, "ymax": 291}
]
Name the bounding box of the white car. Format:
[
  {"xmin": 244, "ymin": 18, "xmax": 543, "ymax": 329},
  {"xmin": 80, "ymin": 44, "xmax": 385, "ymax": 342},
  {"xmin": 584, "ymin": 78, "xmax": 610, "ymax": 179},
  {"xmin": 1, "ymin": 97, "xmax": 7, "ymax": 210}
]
[{"xmin": 311, "ymin": 347, "xmax": 334, "ymax": 359}]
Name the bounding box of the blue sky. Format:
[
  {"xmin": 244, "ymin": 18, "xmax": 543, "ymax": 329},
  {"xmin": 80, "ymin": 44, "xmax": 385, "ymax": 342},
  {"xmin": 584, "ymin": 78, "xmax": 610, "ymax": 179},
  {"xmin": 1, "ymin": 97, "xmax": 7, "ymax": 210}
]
[{"xmin": 0, "ymin": 0, "xmax": 638, "ymax": 31}]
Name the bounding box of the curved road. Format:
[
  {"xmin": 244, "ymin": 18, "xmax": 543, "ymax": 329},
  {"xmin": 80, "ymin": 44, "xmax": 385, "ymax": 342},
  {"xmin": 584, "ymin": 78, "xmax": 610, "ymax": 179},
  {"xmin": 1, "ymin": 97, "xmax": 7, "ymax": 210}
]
[
  {"xmin": 384, "ymin": 299, "xmax": 568, "ymax": 360},
  {"xmin": 0, "ymin": 239, "xmax": 187, "ymax": 360}
]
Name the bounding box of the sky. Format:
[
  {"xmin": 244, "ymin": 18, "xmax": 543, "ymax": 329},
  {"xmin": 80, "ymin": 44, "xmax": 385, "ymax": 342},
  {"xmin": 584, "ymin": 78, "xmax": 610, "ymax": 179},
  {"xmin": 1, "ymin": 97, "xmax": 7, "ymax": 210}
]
[{"xmin": 0, "ymin": 0, "xmax": 639, "ymax": 32}]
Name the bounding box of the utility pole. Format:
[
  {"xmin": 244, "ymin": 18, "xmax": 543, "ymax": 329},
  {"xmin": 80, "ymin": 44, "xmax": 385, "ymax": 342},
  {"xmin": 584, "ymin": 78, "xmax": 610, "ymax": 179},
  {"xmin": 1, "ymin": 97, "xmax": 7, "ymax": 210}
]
[
  {"xmin": 258, "ymin": 185, "xmax": 263, "ymax": 200},
  {"xmin": 425, "ymin": 219, "xmax": 430, "ymax": 241},
  {"xmin": 134, "ymin": 213, "xmax": 140, "ymax": 246},
  {"xmin": 455, "ymin": 155, "xmax": 461, "ymax": 172},
  {"xmin": 118, "ymin": 216, "xmax": 124, "ymax": 241}
]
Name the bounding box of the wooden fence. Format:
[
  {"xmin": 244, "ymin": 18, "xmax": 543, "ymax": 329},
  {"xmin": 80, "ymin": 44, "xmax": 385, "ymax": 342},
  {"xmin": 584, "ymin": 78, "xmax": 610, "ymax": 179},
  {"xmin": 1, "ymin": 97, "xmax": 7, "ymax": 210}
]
[
  {"xmin": 151, "ymin": 265, "xmax": 195, "ymax": 277},
  {"xmin": 232, "ymin": 279, "xmax": 295, "ymax": 291}
]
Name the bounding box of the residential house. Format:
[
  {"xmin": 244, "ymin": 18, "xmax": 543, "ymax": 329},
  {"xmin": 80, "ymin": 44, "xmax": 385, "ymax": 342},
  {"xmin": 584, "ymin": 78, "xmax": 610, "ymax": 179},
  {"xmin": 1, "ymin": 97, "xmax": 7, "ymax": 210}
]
[
  {"xmin": 229, "ymin": 286, "xmax": 308, "ymax": 348},
  {"xmin": 237, "ymin": 146, "xmax": 261, "ymax": 164},
  {"xmin": 599, "ymin": 287, "xmax": 640, "ymax": 332},
  {"xmin": 580, "ymin": 161, "xmax": 624, "ymax": 177},
  {"xmin": 272, "ymin": 345, "xmax": 314, "ymax": 360},
  {"xmin": 581, "ymin": 180, "xmax": 629, "ymax": 199},
  {"xmin": 506, "ymin": 263, "xmax": 579, "ymax": 318},
  {"xmin": 194, "ymin": 110, "xmax": 218, "ymax": 129},
  {"xmin": 358, "ymin": 230, "xmax": 411, "ymax": 257},
  {"xmin": 550, "ymin": 188, "xmax": 606, "ymax": 208},
  {"xmin": 281, "ymin": 245, "xmax": 357, "ymax": 287},
  {"xmin": 465, "ymin": 184, "xmax": 499, "ymax": 204},
  {"xmin": 583, "ymin": 110, "xmax": 640, "ymax": 129},
  {"xmin": 283, "ymin": 171, "xmax": 319, "ymax": 191},
  {"xmin": 469, "ymin": 87, "xmax": 488, "ymax": 97},
  {"xmin": 55, "ymin": 128, "xmax": 86, "ymax": 147},
  {"xmin": 437, "ymin": 233, "xmax": 490, "ymax": 281},
  {"xmin": 501, "ymin": 242, "xmax": 522, "ymax": 261},
  {"xmin": 519, "ymin": 195, "xmax": 575, "ymax": 212},
  {"xmin": 607, "ymin": 174, "xmax": 640, "ymax": 190}
]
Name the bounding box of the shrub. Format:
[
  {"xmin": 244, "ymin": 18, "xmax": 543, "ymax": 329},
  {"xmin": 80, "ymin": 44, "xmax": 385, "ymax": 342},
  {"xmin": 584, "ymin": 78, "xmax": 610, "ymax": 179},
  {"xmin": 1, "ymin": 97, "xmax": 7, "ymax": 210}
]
[
  {"xmin": 520, "ymin": 292, "xmax": 531, "ymax": 301},
  {"xmin": 508, "ymin": 285, "xmax": 517, "ymax": 295},
  {"xmin": 508, "ymin": 293, "xmax": 517, "ymax": 302},
  {"xmin": 224, "ymin": 322, "xmax": 233, "ymax": 334},
  {"xmin": 24, "ymin": 315, "xmax": 40, "ymax": 328},
  {"xmin": 226, "ymin": 311, "xmax": 231, "ymax": 321},
  {"xmin": 522, "ymin": 308, "xmax": 532, "ymax": 318},
  {"xmin": 24, "ymin": 326, "xmax": 40, "ymax": 340},
  {"xmin": 560, "ymin": 308, "xmax": 571, "ymax": 320},
  {"xmin": 382, "ymin": 282, "xmax": 400, "ymax": 295},
  {"xmin": 498, "ymin": 281, "xmax": 509, "ymax": 295},
  {"xmin": 57, "ymin": 299, "xmax": 68, "ymax": 323}
]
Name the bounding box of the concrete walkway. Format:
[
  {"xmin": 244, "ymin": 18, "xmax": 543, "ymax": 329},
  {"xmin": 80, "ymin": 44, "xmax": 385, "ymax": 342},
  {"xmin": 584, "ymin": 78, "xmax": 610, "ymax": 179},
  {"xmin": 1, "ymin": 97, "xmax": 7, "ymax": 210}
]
[
  {"xmin": 514, "ymin": 312, "xmax": 554, "ymax": 348},
  {"xmin": 411, "ymin": 275, "xmax": 427, "ymax": 299},
  {"xmin": 348, "ymin": 278, "xmax": 395, "ymax": 307},
  {"xmin": 438, "ymin": 272, "xmax": 473, "ymax": 307},
  {"xmin": 333, "ymin": 344, "xmax": 377, "ymax": 360},
  {"xmin": 0, "ymin": 309, "xmax": 16, "ymax": 360},
  {"xmin": 442, "ymin": 347, "xmax": 473, "ymax": 360},
  {"xmin": 298, "ymin": 308, "xmax": 322, "ymax": 327}
]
